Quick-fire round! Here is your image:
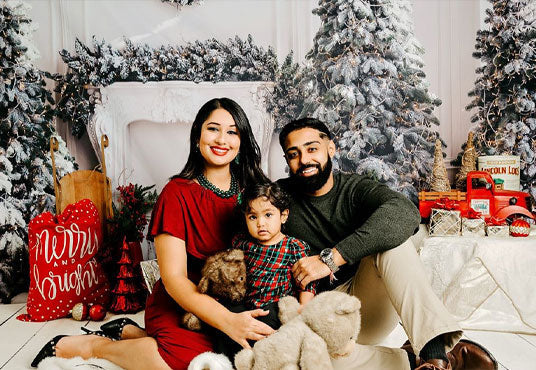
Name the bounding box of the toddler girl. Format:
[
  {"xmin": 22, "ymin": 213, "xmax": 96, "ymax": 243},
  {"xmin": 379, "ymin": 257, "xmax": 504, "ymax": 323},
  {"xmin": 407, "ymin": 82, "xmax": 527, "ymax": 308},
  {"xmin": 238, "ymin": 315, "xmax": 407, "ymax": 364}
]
[
  {"xmin": 233, "ymin": 181, "xmax": 316, "ymax": 314},
  {"xmin": 214, "ymin": 182, "xmax": 316, "ymax": 358}
]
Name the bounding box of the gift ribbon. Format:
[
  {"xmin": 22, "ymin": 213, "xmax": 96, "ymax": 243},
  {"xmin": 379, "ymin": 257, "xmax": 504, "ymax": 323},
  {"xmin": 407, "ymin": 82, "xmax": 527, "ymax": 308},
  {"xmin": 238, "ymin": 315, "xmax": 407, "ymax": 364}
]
[
  {"xmin": 488, "ymin": 216, "xmax": 507, "ymax": 226},
  {"xmin": 466, "ymin": 208, "xmax": 482, "ymax": 219},
  {"xmin": 432, "ymin": 197, "xmax": 459, "ymax": 211}
]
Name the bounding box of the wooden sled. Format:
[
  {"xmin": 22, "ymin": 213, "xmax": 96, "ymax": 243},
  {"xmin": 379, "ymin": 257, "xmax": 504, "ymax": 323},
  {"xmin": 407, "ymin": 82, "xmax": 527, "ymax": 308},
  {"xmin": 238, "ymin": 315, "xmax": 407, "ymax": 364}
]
[{"xmin": 50, "ymin": 135, "xmax": 114, "ymax": 235}]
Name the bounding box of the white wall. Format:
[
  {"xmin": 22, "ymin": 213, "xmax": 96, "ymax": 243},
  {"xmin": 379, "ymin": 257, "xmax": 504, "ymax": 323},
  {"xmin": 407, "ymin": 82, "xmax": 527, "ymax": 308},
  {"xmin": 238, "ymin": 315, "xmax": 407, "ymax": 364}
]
[{"xmin": 26, "ymin": 0, "xmax": 489, "ymax": 171}]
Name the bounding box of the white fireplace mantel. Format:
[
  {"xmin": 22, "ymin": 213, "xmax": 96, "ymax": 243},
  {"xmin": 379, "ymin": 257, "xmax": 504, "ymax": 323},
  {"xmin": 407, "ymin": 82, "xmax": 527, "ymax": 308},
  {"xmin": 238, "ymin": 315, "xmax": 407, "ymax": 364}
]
[{"xmin": 88, "ymin": 81, "xmax": 276, "ymax": 192}]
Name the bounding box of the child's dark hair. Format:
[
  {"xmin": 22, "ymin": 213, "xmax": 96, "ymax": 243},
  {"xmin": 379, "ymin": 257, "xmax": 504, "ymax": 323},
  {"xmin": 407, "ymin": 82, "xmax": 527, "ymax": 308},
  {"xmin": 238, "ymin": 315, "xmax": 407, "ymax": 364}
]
[{"xmin": 240, "ymin": 182, "xmax": 290, "ymax": 213}]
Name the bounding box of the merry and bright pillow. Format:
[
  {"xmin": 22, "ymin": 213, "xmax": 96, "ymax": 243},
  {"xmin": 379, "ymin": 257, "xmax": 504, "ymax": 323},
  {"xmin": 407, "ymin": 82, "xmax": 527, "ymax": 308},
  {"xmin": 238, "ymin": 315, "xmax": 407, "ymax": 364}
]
[{"xmin": 18, "ymin": 199, "xmax": 110, "ymax": 322}]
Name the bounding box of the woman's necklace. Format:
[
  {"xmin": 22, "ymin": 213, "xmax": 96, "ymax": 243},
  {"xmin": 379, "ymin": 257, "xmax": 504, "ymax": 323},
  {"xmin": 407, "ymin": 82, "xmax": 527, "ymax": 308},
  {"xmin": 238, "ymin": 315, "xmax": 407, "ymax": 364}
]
[{"xmin": 197, "ymin": 173, "xmax": 239, "ymax": 199}]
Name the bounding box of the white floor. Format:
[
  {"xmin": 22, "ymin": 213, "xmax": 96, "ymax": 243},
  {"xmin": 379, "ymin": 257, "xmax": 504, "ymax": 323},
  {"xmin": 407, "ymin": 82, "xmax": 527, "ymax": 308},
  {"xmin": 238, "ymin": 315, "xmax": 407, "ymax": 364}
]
[{"xmin": 1, "ymin": 297, "xmax": 535, "ymax": 369}]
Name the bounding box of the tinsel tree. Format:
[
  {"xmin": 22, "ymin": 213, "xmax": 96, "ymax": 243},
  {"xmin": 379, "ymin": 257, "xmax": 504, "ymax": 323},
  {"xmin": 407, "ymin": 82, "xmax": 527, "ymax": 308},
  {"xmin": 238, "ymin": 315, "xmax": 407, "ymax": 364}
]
[
  {"xmin": 52, "ymin": 35, "xmax": 277, "ymax": 138},
  {"xmin": 289, "ymin": 0, "xmax": 442, "ymax": 202},
  {"xmin": 456, "ymin": 132, "xmax": 477, "ymax": 190},
  {"xmin": 430, "ymin": 139, "xmax": 451, "ymax": 192},
  {"xmin": 467, "ymin": 0, "xmax": 536, "ymax": 199},
  {"xmin": 0, "ymin": 0, "xmax": 76, "ymax": 302},
  {"xmin": 109, "ymin": 238, "xmax": 144, "ymax": 313}
]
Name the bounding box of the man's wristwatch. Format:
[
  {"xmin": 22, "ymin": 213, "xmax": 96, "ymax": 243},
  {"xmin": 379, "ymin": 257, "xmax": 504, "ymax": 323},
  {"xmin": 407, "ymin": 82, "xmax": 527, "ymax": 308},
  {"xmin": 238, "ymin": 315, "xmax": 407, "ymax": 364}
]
[{"xmin": 320, "ymin": 248, "xmax": 339, "ymax": 273}]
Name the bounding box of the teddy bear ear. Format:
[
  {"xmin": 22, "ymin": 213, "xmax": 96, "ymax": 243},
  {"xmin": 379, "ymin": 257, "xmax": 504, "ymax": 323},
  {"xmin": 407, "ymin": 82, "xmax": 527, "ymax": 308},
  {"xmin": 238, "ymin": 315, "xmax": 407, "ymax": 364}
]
[
  {"xmin": 198, "ymin": 276, "xmax": 211, "ymax": 294},
  {"xmin": 335, "ymin": 297, "xmax": 361, "ymax": 315},
  {"xmin": 222, "ymin": 249, "xmax": 244, "ymax": 262}
]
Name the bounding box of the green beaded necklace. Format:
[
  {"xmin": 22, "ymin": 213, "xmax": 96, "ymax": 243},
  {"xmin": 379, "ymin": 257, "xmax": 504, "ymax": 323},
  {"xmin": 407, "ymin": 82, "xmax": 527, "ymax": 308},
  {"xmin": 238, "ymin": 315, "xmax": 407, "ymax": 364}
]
[{"xmin": 197, "ymin": 173, "xmax": 239, "ymax": 199}]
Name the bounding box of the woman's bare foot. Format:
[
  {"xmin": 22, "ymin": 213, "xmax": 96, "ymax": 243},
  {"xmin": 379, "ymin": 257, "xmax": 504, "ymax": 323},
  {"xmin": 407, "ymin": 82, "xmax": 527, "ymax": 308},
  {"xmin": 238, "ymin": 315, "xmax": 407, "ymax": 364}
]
[{"xmin": 55, "ymin": 335, "xmax": 111, "ymax": 359}]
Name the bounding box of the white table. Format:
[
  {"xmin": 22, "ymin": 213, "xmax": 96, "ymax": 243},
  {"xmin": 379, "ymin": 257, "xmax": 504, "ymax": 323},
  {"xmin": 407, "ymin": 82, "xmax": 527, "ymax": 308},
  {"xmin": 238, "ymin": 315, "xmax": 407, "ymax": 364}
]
[{"xmin": 417, "ymin": 225, "xmax": 536, "ymax": 334}]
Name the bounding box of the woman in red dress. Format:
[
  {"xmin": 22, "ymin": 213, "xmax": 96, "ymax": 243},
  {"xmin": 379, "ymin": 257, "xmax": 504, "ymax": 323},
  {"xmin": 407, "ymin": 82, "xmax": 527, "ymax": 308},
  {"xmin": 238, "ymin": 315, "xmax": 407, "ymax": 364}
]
[{"xmin": 31, "ymin": 98, "xmax": 274, "ymax": 370}]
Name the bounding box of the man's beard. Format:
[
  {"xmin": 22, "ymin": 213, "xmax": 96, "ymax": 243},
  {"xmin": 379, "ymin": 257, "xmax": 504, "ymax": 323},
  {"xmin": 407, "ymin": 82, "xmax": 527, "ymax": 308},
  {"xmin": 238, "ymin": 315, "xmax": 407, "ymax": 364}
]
[{"xmin": 289, "ymin": 157, "xmax": 332, "ymax": 194}]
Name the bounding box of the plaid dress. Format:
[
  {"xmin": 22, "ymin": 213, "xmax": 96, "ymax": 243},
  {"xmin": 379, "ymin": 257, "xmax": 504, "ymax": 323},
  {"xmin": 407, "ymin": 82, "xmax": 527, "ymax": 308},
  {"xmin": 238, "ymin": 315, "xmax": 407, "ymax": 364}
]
[{"xmin": 232, "ymin": 234, "xmax": 317, "ymax": 309}]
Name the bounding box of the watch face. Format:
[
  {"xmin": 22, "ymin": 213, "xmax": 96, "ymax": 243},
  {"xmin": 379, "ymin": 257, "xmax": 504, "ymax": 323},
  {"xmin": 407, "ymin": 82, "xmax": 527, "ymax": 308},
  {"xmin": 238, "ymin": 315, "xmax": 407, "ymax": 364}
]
[{"xmin": 320, "ymin": 249, "xmax": 330, "ymax": 258}]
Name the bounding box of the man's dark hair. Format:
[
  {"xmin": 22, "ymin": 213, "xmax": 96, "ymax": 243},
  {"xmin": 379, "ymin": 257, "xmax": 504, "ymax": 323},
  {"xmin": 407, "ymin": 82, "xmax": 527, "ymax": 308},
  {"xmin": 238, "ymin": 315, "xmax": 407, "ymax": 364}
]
[
  {"xmin": 278, "ymin": 117, "xmax": 332, "ymax": 149},
  {"xmin": 240, "ymin": 182, "xmax": 290, "ymax": 213}
]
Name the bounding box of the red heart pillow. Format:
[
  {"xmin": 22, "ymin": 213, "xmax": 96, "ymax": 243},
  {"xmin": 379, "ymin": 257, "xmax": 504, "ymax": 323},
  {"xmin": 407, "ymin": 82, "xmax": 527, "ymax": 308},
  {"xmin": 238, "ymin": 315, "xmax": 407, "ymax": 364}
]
[{"xmin": 18, "ymin": 199, "xmax": 110, "ymax": 322}]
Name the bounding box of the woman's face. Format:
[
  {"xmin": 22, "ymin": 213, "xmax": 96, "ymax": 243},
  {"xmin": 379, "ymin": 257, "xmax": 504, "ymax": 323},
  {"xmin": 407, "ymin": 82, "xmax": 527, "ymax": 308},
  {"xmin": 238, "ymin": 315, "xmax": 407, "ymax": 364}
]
[{"xmin": 198, "ymin": 108, "xmax": 241, "ymax": 169}]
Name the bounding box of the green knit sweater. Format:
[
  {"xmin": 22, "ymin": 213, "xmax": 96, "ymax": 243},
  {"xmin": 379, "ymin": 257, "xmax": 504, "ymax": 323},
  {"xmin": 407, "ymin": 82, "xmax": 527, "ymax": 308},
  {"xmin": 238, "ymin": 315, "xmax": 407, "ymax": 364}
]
[{"xmin": 278, "ymin": 172, "xmax": 421, "ymax": 289}]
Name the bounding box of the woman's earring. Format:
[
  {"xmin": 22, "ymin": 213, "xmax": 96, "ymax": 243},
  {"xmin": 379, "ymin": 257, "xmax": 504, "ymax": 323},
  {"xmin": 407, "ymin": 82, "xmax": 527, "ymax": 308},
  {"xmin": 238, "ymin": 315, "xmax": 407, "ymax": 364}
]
[
  {"xmin": 196, "ymin": 143, "xmax": 200, "ymax": 151},
  {"xmin": 234, "ymin": 153, "xmax": 240, "ymax": 165}
]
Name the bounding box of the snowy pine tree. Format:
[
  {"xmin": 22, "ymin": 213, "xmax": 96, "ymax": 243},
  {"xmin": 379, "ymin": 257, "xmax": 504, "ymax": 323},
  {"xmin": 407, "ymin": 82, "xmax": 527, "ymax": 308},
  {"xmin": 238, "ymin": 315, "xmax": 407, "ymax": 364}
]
[
  {"xmin": 467, "ymin": 0, "xmax": 536, "ymax": 199},
  {"xmin": 0, "ymin": 0, "xmax": 75, "ymax": 302},
  {"xmin": 295, "ymin": 0, "xmax": 442, "ymax": 202}
]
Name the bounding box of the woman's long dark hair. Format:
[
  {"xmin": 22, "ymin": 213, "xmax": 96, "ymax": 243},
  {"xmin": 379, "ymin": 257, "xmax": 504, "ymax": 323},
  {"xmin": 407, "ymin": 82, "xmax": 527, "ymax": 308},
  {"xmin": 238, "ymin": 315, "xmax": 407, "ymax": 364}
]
[{"xmin": 174, "ymin": 97, "xmax": 268, "ymax": 189}]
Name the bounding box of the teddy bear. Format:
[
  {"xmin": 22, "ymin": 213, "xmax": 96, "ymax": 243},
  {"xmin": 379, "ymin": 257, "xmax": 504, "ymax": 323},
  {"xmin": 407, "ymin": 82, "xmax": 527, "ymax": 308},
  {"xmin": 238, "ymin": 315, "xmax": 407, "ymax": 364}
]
[
  {"xmin": 234, "ymin": 291, "xmax": 361, "ymax": 370},
  {"xmin": 182, "ymin": 248, "xmax": 247, "ymax": 331}
]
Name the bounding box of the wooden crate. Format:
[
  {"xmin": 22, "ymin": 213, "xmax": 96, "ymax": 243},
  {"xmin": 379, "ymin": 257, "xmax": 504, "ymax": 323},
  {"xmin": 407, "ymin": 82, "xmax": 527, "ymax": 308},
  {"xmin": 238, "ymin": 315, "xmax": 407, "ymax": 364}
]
[{"xmin": 418, "ymin": 190, "xmax": 466, "ymax": 202}]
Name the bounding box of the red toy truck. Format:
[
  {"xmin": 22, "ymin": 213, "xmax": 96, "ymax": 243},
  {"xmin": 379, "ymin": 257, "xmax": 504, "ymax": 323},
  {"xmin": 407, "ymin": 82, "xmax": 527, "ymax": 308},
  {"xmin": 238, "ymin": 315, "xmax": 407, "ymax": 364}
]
[{"xmin": 419, "ymin": 171, "xmax": 535, "ymax": 222}]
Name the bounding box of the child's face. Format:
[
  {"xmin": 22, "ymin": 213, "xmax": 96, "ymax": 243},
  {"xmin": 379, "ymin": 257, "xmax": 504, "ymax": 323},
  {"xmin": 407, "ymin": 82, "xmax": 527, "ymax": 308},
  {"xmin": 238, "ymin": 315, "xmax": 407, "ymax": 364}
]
[{"xmin": 245, "ymin": 196, "xmax": 289, "ymax": 245}]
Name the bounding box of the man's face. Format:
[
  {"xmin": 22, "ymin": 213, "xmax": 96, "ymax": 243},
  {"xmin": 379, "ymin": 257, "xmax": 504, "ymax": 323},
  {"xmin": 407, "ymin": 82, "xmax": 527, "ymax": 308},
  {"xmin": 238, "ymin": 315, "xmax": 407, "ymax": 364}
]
[{"xmin": 283, "ymin": 127, "xmax": 335, "ymax": 193}]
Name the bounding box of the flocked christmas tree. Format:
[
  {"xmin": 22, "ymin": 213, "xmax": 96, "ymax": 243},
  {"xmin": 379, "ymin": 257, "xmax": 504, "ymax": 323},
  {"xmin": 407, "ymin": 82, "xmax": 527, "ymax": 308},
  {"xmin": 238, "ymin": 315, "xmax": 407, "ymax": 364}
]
[
  {"xmin": 467, "ymin": 0, "xmax": 536, "ymax": 199},
  {"xmin": 291, "ymin": 0, "xmax": 442, "ymax": 202},
  {"xmin": 0, "ymin": 1, "xmax": 75, "ymax": 302},
  {"xmin": 109, "ymin": 238, "xmax": 144, "ymax": 313}
]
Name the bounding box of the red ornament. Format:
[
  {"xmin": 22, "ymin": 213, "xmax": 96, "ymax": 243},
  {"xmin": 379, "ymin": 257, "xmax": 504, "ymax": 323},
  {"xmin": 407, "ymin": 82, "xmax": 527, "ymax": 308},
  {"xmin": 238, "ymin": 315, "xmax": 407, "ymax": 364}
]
[
  {"xmin": 510, "ymin": 219, "xmax": 530, "ymax": 237},
  {"xmin": 71, "ymin": 302, "xmax": 88, "ymax": 321},
  {"xmin": 89, "ymin": 304, "xmax": 107, "ymax": 321}
]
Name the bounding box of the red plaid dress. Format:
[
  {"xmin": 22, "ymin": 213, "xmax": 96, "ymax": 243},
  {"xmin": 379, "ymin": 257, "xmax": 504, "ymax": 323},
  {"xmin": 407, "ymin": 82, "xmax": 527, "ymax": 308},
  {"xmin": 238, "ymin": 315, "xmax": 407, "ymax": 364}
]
[{"xmin": 232, "ymin": 234, "xmax": 317, "ymax": 309}]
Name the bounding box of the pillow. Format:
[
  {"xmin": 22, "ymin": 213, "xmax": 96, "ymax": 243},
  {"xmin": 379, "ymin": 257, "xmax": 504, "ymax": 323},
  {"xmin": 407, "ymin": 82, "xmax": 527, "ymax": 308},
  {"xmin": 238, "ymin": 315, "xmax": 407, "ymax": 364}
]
[{"xmin": 18, "ymin": 199, "xmax": 110, "ymax": 322}]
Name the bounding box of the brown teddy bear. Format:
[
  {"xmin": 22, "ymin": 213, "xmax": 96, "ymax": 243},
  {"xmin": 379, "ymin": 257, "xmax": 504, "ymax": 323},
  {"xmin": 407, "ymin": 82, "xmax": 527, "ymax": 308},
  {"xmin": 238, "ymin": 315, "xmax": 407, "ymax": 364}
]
[
  {"xmin": 234, "ymin": 291, "xmax": 361, "ymax": 370},
  {"xmin": 182, "ymin": 249, "xmax": 247, "ymax": 331}
]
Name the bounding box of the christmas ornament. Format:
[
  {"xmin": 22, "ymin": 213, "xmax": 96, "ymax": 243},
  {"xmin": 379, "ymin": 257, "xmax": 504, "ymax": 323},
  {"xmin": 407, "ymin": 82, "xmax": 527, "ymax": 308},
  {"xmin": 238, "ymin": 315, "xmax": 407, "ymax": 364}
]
[
  {"xmin": 71, "ymin": 303, "xmax": 89, "ymax": 321},
  {"xmin": 510, "ymin": 219, "xmax": 530, "ymax": 237},
  {"xmin": 89, "ymin": 304, "xmax": 107, "ymax": 321}
]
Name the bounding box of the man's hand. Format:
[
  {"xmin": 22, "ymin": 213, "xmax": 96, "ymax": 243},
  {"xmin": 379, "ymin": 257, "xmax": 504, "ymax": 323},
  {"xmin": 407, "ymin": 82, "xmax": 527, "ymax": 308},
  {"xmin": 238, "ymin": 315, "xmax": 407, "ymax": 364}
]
[{"xmin": 292, "ymin": 255, "xmax": 331, "ymax": 289}]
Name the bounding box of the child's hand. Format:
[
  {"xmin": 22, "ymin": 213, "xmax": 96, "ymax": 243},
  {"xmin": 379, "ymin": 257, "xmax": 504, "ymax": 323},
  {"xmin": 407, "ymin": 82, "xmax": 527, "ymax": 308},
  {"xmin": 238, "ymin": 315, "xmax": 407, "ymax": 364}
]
[{"xmin": 298, "ymin": 291, "xmax": 314, "ymax": 308}]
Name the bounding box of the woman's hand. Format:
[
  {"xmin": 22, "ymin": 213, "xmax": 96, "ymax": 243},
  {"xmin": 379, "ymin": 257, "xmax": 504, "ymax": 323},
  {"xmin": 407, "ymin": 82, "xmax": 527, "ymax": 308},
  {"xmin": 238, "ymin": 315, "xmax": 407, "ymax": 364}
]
[{"xmin": 222, "ymin": 309, "xmax": 275, "ymax": 349}]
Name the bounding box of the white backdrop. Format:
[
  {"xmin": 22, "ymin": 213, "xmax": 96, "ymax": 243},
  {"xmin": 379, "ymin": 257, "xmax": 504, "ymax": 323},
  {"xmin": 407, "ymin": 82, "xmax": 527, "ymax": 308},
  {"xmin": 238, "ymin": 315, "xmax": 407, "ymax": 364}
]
[{"xmin": 27, "ymin": 0, "xmax": 489, "ymax": 172}]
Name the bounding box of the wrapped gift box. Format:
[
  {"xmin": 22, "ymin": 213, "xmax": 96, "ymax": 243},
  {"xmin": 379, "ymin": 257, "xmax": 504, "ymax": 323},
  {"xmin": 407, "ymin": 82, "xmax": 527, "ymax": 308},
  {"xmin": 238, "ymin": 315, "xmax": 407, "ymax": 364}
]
[
  {"xmin": 428, "ymin": 208, "xmax": 461, "ymax": 236},
  {"xmin": 486, "ymin": 225, "xmax": 510, "ymax": 237},
  {"xmin": 462, "ymin": 218, "xmax": 486, "ymax": 236}
]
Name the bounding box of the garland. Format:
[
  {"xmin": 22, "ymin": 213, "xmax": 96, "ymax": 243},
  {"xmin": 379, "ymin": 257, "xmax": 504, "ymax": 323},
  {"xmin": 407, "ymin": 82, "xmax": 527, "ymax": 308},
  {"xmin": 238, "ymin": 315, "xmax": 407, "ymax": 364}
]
[
  {"xmin": 52, "ymin": 35, "xmax": 279, "ymax": 138},
  {"xmin": 161, "ymin": 0, "xmax": 202, "ymax": 5}
]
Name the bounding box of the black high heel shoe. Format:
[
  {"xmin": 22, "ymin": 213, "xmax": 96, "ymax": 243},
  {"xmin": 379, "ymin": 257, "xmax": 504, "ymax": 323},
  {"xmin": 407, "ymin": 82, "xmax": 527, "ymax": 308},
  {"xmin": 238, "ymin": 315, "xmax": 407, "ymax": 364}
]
[
  {"xmin": 100, "ymin": 317, "xmax": 143, "ymax": 340},
  {"xmin": 31, "ymin": 335, "xmax": 67, "ymax": 368},
  {"xmin": 80, "ymin": 326, "xmax": 112, "ymax": 338}
]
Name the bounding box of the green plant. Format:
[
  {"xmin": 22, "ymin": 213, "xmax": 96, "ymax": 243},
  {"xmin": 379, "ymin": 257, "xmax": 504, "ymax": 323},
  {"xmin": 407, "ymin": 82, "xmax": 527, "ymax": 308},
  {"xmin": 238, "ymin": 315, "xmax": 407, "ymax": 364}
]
[{"xmin": 109, "ymin": 183, "xmax": 158, "ymax": 243}]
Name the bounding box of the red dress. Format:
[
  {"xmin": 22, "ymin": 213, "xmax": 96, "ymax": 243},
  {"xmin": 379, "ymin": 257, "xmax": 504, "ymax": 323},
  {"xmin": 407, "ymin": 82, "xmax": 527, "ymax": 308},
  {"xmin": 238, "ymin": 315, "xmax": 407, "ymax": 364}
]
[{"xmin": 145, "ymin": 178, "xmax": 239, "ymax": 370}]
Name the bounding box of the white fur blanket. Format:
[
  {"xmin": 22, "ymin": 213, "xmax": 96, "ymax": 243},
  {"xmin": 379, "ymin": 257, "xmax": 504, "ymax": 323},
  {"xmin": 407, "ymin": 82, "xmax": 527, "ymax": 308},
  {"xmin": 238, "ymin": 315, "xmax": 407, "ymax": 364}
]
[
  {"xmin": 37, "ymin": 352, "xmax": 233, "ymax": 370},
  {"xmin": 38, "ymin": 356, "xmax": 125, "ymax": 370}
]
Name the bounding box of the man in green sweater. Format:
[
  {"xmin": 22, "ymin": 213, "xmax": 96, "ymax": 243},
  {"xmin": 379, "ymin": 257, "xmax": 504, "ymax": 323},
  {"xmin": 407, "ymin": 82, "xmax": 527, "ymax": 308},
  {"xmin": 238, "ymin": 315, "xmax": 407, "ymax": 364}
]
[{"xmin": 277, "ymin": 118, "xmax": 497, "ymax": 370}]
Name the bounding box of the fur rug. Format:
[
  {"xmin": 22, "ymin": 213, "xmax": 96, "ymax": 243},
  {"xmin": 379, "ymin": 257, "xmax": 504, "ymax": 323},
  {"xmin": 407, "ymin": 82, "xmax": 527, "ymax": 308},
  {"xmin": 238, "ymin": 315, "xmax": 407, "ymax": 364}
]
[
  {"xmin": 37, "ymin": 356, "xmax": 125, "ymax": 370},
  {"xmin": 36, "ymin": 352, "xmax": 233, "ymax": 370}
]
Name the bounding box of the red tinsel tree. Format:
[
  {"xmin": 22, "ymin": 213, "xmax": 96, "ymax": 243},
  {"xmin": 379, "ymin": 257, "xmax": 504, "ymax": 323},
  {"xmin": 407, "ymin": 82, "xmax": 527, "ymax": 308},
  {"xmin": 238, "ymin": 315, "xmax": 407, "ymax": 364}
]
[
  {"xmin": 109, "ymin": 238, "xmax": 144, "ymax": 313},
  {"xmin": 108, "ymin": 183, "xmax": 157, "ymax": 313}
]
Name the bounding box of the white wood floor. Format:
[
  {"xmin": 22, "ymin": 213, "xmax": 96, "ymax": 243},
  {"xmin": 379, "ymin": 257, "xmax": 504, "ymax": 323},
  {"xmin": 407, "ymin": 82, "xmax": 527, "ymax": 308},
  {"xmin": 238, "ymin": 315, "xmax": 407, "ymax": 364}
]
[{"xmin": 1, "ymin": 296, "xmax": 535, "ymax": 369}]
